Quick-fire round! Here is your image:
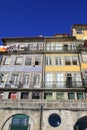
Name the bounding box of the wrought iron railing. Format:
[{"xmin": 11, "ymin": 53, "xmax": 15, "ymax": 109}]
[{"xmin": 1, "ymin": 81, "xmax": 86, "ymax": 89}]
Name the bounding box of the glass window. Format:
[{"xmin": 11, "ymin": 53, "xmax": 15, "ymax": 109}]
[
  {"xmin": 77, "ymin": 92, "xmax": 84, "ymax": 100},
  {"xmin": 68, "ymin": 92, "xmax": 75, "ymax": 99},
  {"xmin": 76, "ymin": 28, "xmax": 83, "ymax": 34},
  {"xmin": 48, "ymin": 113, "xmax": 61, "ymax": 127},
  {"xmin": 46, "ymin": 43, "xmax": 51, "ymax": 51},
  {"xmin": 72, "ymin": 56, "xmax": 78, "ymax": 65},
  {"xmin": 35, "ymin": 57, "xmax": 40, "ymax": 65},
  {"xmin": 8, "ymin": 92, "xmax": 17, "ymax": 99},
  {"xmin": 34, "ymin": 74, "xmax": 40, "ymax": 86},
  {"xmin": 3, "ymin": 56, "xmax": 11, "ymax": 65},
  {"xmin": 56, "ymin": 73, "xmax": 64, "ymax": 87},
  {"xmin": 15, "ymin": 56, "xmax": 22, "ymax": 65},
  {"xmin": 45, "ymin": 74, "xmax": 53, "ymax": 87},
  {"xmin": 44, "ymin": 92, "xmax": 52, "ymax": 100},
  {"xmin": 65, "ymin": 57, "xmax": 71, "ymax": 65},
  {"xmin": 55, "ymin": 43, "xmax": 63, "ymax": 50},
  {"xmin": 23, "ymin": 74, "xmax": 30, "ymax": 86},
  {"xmin": 45, "ymin": 57, "xmax": 52, "ymax": 65},
  {"xmin": 32, "ymin": 92, "xmax": 40, "ymax": 99},
  {"xmin": 11, "ymin": 73, "xmax": 20, "ymax": 86},
  {"xmin": 25, "ymin": 57, "xmax": 32, "ymax": 65},
  {"xmin": 74, "ymin": 73, "xmax": 82, "ymax": 87},
  {"xmin": 56, "ymin": 92, "xmax": 64, "ymax": 100},
  {"xmin": 21, "ymin": 92, "xmax": 29, "ymax": 99},
  {"xmin": 55, "ymin": 57, "xmax": 62, "ymax": 65},
  {"xmin": 0, "ymin": 92, "xmax": 3, "ymax": 99},
  {"xmin": 84, "ymin": 71, "xmax": 87, "ymax": 85}
]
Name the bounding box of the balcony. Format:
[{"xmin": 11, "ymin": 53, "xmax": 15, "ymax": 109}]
[{"xmin": 44, "ymin": 81, "xmax": 83, "ymax": 88}]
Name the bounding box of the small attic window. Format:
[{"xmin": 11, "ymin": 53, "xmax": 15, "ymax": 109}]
[{"xmin": 76, "ymin": 28, "xmax": 83, "ymax": 34}]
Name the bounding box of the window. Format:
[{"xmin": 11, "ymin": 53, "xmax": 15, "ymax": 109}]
[
  {"xmin": 46, "ymin": 43, "xmax": 51, "ymax": 51},
  {"xmin": 56, "ymin": 92, "xmax": 64, "ymax": 100},
  {"xmin": 44, "ymin": 92, "xmax": 52, "ymax": 100},
  {"xmin": 68, "ymin": 92, "xmax": 75, "ymax": 99},
  {"xmin": 45, "ymin": 74, "xmax": 53, "ymax": 87},
  {"xmin": 32, "ymin": 92, "xmax": 40, "ymax": 99},
  {"xmin": 74, "ymin": 73, "xmax": 82, "ymax": 87},
  {"xmin": 21, "ymin": 92, "xmax": 29, "ymax": 99},
  {"xmin": 45, "ymin": 57, "xmax": 52, "ymax": 65},
  {"xmin": 72, "ymin": 56, "xmax": 78, "ymax": 65},
  {"xmin": 33, "ymin": 74, "xmax": 40, "ymax": 86},
  {"xmin": 35, "ymin": 57, "xmax": 40, "ymax": 65},
  {"xmin": 55, "ymin": 57, "xmax": 62, "ymax": 65},
  {"xmin": 81, "ymin": 54, "xmax": 87, "ymax": 62},
  {"xmin": 11, "ymin": 114, "xmax": 29, "ymax": 129},
  {"xmin": 77, "ymin": 92, "xmax": 84, "ymax": 100},
  {"xmin": 23, "ymin": 74, "xmax": 30, "ymax": 86},
  {"xmin": 84, "ymin": 71, "xmax": 87, "ymax": 85},
  {"xmin": 8, "ymin": 92, "xmax": 17, "ymax": 99},
  {"xmin": 3, "ymin": 56, "xmax": 11, "ymax": 65},
  {"xmin": 11, "ymin": 73, "xmax": 20, "ymax": 86},
  {"xmin": 65, "ymin": 57, "xmax": 71, "ymax": 65},
  {"xmin": 0, "ymin": 92, "xmax": 3, "ymax": 99},
  {"xmin": 15, "ymin": 56, "xmax": 22, "ymax": 65},
  {"xmin": 25, "ymin": 57, "xmax": 32, "ymax": 65},
  {"xmin": 48, "ymin": 113, "xmax": 61, "ymax": 127},
  {"xmin": 55, "ymin": 43, "xmax": 63, "ymax": 50},
  {"xmin": 56, "ymin": 73, "xmax": 64, "ymax": 87},
  {"xmin": 76, "ymin": 28, "xmax": 83, "ymax": 34},
  {"xmin": 0, "ymin": 74, "xmax": 4, "ymax": 84}
]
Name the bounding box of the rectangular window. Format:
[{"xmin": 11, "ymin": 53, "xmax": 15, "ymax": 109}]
[
  {"xmin": 77, "ymin": 92, "xmax": 84, "ymax": 100},
  {"xmin": 45, "ymin": 57, "xmax": 52, "ymax": 65},
  {"xmin": 46, "ymin": 43, "xmax": 51, "ymax": 51},
  {"xmin": 21, "ymin": 92, "xmax": 28, "ymax": 99},
  {"xmin": 84, "ymin": 71, "xmax": 87, "ymax": 85},
  {"xmin": 68, "ymin": 92, "xmax": 75, "ymax": 99},
  {"xmin": 65, "ymin": 57, "xmax": 71, "ymax": 65},
  {"xmin": 3, "ymin": 56, "xmax": 11, "ymax": 65},
  {"xmin": 72, "ymin": 56, "xmax": 78, "ymax": 65},
  {"xmin": 76, "ymin": 28, "xmax": 83, "ymax": 34},
  {"xmin": 55, "ymin": 43, "xmax": 63, "ymax": 50},
  {"xmin": 55, "ymin": 57, "xmax": 62, "ymax": 65},
  {"xmin": 0, "ymin": 92, "xmax": 3, "ymax": 99},
  {"xmin": 15, "ymin": 56, "xmax": 22, "ymax": 65},
  {"xmin": 11, "ymin": 73, "xmax": 20, "ymax": 87},
  {"xmin": 33, "ymin": 74, "xmax": 40, "ymax": 86},
  {"xmin": 8, "ymin": 92, "xmax": 17, "ymax": 99},
  {"xmin": 56, "ymin": 73, "xmax": 64, "ymax": 87},
  {"xmin": 56, "ymin": 92, "xmax": 64, "ymax": 100},
  {"xmin": 25, "ymin": 57, "xmax": 32, "ymax": 65},
  {"xmin": 44, "ymin": 92, "xmax": 52, "ymax": 100},
  {"xmin": 32, "ymin": 92, "xmax": 40, "ymax": 99},
  {"xmin": 45, "ymin": 74, "xmax": 53, "ymax": 87},
  {"xmin": 35, "ymin": 57, "xmax": 40, "ymax": 65},
  {"xmin": 74, "ymin": 73, "xmax": 82, "ymax": 87},
  {"xmin": 23, "ymin": 74, "xmax": 30, "ymax": 86}
]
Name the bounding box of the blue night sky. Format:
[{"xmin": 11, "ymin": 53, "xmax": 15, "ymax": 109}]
[{"xmin": 0, "ymin": 0, "xmax": 87, "ymax": 38}]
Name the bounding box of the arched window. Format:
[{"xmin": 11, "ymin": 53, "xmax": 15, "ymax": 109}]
[
  {"xmin": 74, "ymin": 116, "xmax": 87, "ymax": 130},
  {"xmin": 11, "ymin": 114, "xmax": 29, "ymax": 130}
]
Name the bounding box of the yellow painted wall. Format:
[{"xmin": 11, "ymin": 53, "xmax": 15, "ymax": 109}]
[
  {"xmin": 45, "ymin": 66, "xmax": 80, "ymax": 72},
  {"xmin": 75, "ymin": 30, "xmax": 87, "ymax": 40},
  {"xmin": 81, "ymin": 63, "xmax": 87, "ymax": 69}
]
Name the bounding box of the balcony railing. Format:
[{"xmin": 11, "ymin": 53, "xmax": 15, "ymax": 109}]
[{"xmin": 0, "ymin": 81, "xmax": 85, "ymax": 89}]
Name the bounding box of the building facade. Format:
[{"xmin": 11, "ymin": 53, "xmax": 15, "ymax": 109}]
[{"xmin": 0, "ymin": 25, "xmax": 87, "ymax": 130}]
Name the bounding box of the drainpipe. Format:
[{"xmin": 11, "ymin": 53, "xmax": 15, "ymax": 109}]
[{"xmin": 39, "ymin": 106, "xmax": 43, "ymax": 130}]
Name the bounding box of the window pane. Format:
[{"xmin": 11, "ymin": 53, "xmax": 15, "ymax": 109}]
[
  {"xmin": 4, "ymin": 57, "xmax": 11, "ymax": 65},
  {"xmin": 56, "ymin": 92, "xmax": 64, "ymax": 100},
  {"xmin": 44, "ymin": 92, "xmax": 52, "ymax": 100},
  {"xmin": 68, "ymin": 92, "xmax": 75, "ymax": 99},
  {"xmin": 77, "ymin": 92, "xmax": 84, "ymax": 100},
  {"xmin": 25, "ymin": 57, "xmax": 31, "ymax": 65},
  {"xmin": 15, "ymin": 57, "xmax": 22, "ymax": 65}
]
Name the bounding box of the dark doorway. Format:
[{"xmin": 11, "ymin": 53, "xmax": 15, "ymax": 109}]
[
  {"xmin": 66, "ymin": 73, "xmax": 72, "ymax": 88},
  {"xmin": 74, "ymin": 116, "xmax": 87, "ymax": 130}
]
